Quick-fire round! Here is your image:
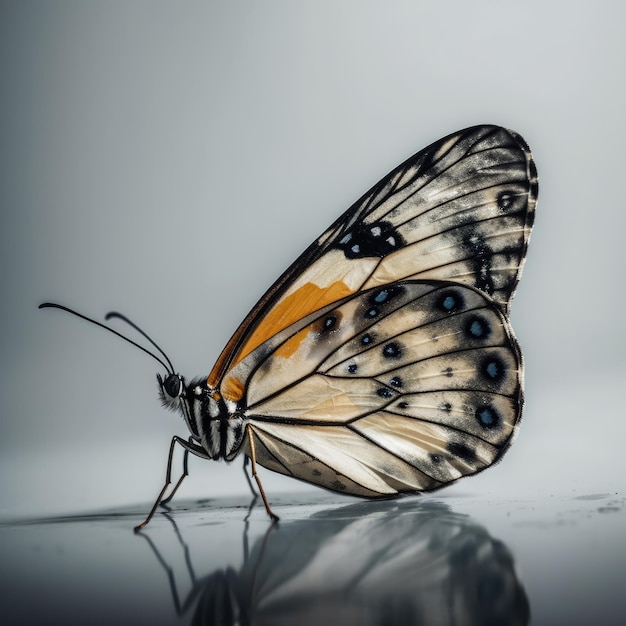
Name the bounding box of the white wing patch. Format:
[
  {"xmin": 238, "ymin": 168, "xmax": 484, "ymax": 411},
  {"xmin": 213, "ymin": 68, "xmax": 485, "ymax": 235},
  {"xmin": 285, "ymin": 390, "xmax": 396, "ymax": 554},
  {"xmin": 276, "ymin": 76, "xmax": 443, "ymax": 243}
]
[{"xmin": 247, "ymin": 423, "xmax": 437, "ymax": 496}]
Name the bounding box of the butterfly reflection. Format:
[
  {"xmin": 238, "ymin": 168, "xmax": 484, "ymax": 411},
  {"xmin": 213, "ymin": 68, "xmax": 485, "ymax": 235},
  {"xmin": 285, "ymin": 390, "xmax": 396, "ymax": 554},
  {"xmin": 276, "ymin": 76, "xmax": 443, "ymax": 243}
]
[{"xmin": 142, "ymin": 498, "xmax": 530, "ymax": 626}]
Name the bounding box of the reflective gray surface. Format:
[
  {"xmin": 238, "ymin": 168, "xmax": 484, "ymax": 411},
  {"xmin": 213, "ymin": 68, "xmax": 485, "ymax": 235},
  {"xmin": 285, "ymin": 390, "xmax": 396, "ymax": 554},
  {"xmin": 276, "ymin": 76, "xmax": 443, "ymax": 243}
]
[{"xmin": 1, "ymin": 491, "xmax": 624, "ymax": 625}]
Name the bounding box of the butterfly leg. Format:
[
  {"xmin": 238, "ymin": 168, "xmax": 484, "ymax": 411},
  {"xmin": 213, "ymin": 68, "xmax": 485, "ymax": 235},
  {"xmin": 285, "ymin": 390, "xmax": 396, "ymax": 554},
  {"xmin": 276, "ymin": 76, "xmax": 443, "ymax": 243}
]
[
  {"xmin": 134, "ymin": 436, "xmax": 209, "ymax": 533},
  {"xmin": 247, "ymin": 426, "xmax": 280, "ymax": 523},
  {"xmin": 242, "ymin": 456, "xmax": 260, "ymax": 524},
  {"xmin": 160, "ymin": 437, "xmax": 193, "ymax": 506},
  {"xmin": 242, "ymin": 455, "xmax": 259, "ymax": 498}
]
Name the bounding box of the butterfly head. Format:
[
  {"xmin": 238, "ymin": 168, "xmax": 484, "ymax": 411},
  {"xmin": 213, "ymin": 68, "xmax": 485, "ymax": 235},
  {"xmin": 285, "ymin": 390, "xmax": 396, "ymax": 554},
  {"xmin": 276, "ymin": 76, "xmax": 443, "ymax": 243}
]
[
  {"xmin": 157, "ymin": 372, "xmax": 187, "ymax": 412},
  {"xmin": 156, "ymin": 372, "xmax": 203, "ymax": 439}
]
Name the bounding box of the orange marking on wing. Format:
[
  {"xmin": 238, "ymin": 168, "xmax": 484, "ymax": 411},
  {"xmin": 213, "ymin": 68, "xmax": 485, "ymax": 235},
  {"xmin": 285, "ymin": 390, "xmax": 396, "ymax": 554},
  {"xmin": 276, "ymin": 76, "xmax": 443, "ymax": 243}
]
[
  {"xmin": 273, "ymin": 327, "xmax": 311, "ymax": 359},
  {"xmin": 234, "ymin": 280, "xmax": 352, "ymax": 364},
  {"xmin": 221, "ymin": 375, "xmax": 245, "ymax": 402},
  {"xmin": 207, "ymin": 330, "xmax": 240, "ymax": 389}
]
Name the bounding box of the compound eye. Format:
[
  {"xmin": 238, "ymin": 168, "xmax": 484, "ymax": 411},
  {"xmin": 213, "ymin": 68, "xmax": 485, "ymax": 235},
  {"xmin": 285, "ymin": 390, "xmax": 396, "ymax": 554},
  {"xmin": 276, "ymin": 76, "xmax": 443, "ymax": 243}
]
[{"xmin": 163, "ymin": 374, "xmax": 183, "ymax": 398}]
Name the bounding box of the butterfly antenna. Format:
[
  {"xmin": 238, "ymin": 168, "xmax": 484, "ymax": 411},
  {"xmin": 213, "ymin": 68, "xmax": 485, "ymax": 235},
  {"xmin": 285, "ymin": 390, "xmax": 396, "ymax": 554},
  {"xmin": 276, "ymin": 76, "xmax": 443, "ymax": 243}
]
[
  {"xmin": 39, "ymin": 303, "xmax": 173, "ymax": 374},
  {"xmin": 105, "ymin": 311, "xmax": 176, "ymax": 374}
]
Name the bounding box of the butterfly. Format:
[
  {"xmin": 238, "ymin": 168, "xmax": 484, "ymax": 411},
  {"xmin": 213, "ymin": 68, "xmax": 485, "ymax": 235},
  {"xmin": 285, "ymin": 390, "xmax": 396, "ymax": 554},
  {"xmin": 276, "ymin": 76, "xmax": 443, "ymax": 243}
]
[{"xmin": 41, "ymin": 124, "xmax": 537, "ymax": 529}]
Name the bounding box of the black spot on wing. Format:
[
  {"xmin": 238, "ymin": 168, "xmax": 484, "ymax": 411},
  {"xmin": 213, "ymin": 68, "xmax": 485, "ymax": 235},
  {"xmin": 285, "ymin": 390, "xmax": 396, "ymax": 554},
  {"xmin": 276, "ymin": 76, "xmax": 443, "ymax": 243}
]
[
  {"xmin": 462, "ymin": 230, "xmax": 495, "ymax": 296},
  {"xmin": 436, "ymin": 289, "xmax": 465, "ymax": 314},
  {"xmin": 361, "ymin": 333, "xmax": 375, "ymax": 346},
  {"xmin": 363, "ymin": 285, "xmax": 407, "ymax": 319},
  {"xmin": 323, "ymin": 315, "xmax": 338, "ymax": 330},
  {"xmin": 464, "ymin": 315, "xmax": 491, "ymax": 340},
  {"xmin": 314, "ymin": 311, "xmax": 343, "ymax": 335},
  {"xmin": 497, "ymin": 190, "xmax": 516, "ymax": 211},
  {"xmin": 368, "ymin": 284, "xmax": 406, "ymax": 306},
  {"xmin": 337, "ymin": 220, "xmax": 406, "ymax": 259},
  {"xmin": 447, "ymin": 442, "xmax": 477, "ymax": 465},
  {"xmin": 476, "ymin": 404, "xmax": 501, "ymax": 430},
  {"xmin": 480, "ymin": 355, "xmax": 507, "ymax": 384},
  {"xmin": 377, "ymin": 387, "xmax": 395, "ymax": 399},
  {"xmin": 382, "ymin": 342, "xmax": 403, "ymax": 359}
]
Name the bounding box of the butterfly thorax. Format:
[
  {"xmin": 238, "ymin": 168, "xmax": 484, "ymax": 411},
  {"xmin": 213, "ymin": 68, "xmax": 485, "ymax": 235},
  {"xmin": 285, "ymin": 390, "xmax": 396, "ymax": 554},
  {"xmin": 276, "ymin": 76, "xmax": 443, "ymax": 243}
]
[{"xmin": 185, "ymin": 377, "xmax": 246, "ymax": 461}]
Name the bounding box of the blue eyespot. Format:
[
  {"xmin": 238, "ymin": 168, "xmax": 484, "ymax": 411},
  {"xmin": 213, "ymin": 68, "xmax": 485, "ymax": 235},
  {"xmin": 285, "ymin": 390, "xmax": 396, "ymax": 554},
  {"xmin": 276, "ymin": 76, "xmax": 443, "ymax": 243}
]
[
  {"xmin": 382, "ymin": 342, "xmax": 402, "ymax": 358},
  {"xmin": 481, "ymin": 356, "xmax": 506, "ymax": 383},
  {"xmin": 476, "ymin": 405, "xmax": 500, "ymax": 429},
  {"xmin": 374, "ymin": 290, "xmax": 389, "ymax": 303},
  {"xmin": 323, "ymin": 315, "xmax": 337, "ymax": 330},
  {"xmin": 437, "ymin": 289, "xmax": 464, "ymax": 313},
  {"xmin": 465, "ymin": 316, "xmax": 491, "ymax": 339}
]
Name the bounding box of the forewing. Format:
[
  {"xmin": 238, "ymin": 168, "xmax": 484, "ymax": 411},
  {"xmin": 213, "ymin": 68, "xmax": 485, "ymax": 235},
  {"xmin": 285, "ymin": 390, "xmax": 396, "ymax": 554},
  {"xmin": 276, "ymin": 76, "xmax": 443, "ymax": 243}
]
[
  {"xmin": 209, "ymin": 125, "xmax": 536, "ymax": 395},
  {"xmin": 239, "ymin": 281, "xmax": 523, "ymax": 496}
]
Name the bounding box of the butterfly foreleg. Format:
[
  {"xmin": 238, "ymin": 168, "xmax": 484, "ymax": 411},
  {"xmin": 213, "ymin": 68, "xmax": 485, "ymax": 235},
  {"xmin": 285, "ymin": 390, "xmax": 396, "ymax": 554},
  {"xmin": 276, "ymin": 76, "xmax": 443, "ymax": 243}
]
[
  {"xmin": 134, "ymin": 435, "xmax": 210, "ymax": 533},
  {"xmin": 246, "ymin": 426, "xmax": 279, "ymax": 523}
]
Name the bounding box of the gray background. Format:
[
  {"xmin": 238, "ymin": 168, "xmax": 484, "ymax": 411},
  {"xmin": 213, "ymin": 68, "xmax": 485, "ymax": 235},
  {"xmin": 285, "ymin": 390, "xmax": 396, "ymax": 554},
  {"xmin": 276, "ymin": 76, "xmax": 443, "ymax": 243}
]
[{"xmin": 2, "ymin": 0, "xmax": 625, "ymax": 519}]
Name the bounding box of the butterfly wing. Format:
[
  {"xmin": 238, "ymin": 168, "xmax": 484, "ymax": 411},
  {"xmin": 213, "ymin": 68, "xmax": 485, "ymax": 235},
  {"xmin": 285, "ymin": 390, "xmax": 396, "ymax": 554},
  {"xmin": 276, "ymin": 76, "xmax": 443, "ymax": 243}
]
[
  {"xmin": 236, "ymin": 281, "xmax": 522, "ymax": 495},
  {"xmin": 207, "ymin": 125, "xmax": 536, "ymax": 495},
  {"xmin": 210, "ymin": 125, "xmax": 537, "ymax": 404}
]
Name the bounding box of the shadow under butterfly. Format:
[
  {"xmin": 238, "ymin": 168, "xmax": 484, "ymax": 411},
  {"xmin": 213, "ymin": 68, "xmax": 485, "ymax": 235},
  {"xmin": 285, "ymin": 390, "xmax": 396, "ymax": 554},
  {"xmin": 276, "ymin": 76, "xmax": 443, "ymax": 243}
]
[{"xmin": 143, "ymin": 498, "xmax": 530, "ymax": 626}]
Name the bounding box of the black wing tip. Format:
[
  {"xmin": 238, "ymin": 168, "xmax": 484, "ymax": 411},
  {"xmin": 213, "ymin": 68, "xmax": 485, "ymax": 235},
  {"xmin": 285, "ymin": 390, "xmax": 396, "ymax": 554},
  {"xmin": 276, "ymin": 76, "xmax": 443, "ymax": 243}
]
[
  {"xmin": 453, "ymin": 124, "xmax": 535, "ymax": 158},
  {"xmin": 465, "ymin": 123, "xmax": 538, "ymax": 209}
]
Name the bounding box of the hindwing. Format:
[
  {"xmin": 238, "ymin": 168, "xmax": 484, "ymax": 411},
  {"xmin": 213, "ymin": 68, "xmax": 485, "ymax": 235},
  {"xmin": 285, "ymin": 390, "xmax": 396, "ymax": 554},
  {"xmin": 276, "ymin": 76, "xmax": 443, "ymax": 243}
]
[{"xmin": 237, "ymin": 281, "xmax": 522, "ymax": 495}]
